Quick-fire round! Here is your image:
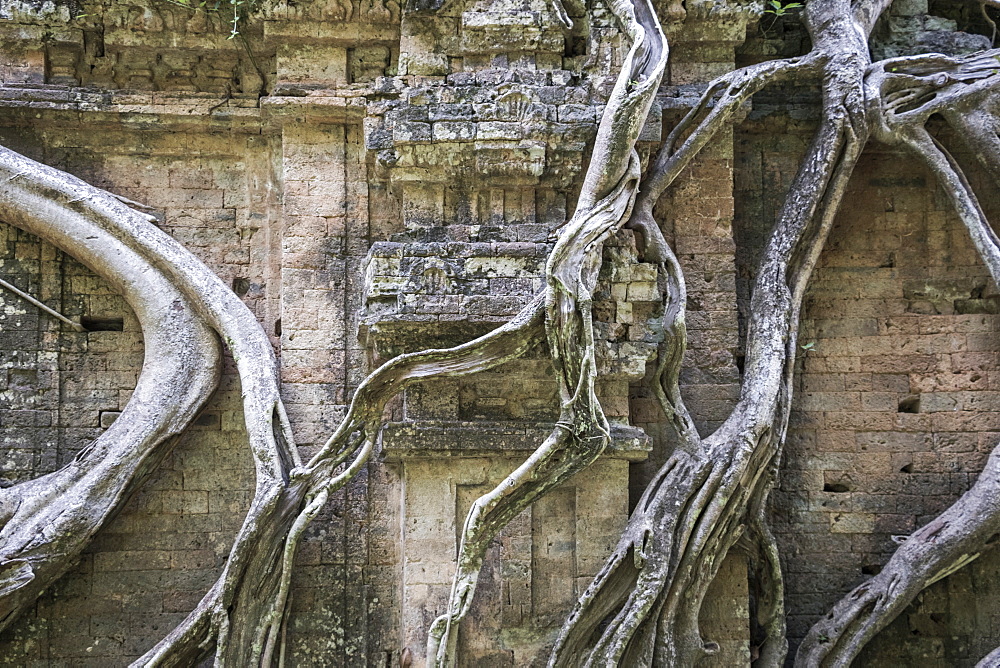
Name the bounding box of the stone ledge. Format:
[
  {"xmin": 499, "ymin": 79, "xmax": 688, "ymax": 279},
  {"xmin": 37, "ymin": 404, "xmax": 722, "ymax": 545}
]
[
  {"xmin": 0, "ymin": 84, "xmax": 387, "ymax": 129},
  {"xmin": 381, "ymin": 420, "xmax": 651, "ymax": 461},
  {"xmin": 262, "ymin": 18, "xmax": 400, "ymax": 44},
  {"xmin": 261, "ymin": 93, "xmax": 369, "ymax": 121},
  {"xmin": 0, "ymin": 81, "xmax": 710, "ymax": 129},
  {"xmin": 0, "ymin": 84, "xmax": 265, "ymax": 130}
]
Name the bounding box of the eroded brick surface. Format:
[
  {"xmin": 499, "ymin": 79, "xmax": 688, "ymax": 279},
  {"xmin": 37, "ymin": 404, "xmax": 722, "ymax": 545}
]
[
  {"xmin": 736, "ymin": 82, "xmax": 1000, "ymax": 663},
  {"xmin": 4, "ymin": 0, "xmax": 1000, "ymax": 664}
]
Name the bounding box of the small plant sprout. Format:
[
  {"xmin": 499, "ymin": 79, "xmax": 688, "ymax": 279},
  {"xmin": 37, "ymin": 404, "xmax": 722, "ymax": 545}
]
[{"xmin": 764, "ymin": 0, "xmax": 804, "ymax": 16}]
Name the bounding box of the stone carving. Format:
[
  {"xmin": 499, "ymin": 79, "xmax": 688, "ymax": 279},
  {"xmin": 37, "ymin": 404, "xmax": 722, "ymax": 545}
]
[{"xmin": 4, "ymin": 0, "xmax": 1000, "ymax": 665}]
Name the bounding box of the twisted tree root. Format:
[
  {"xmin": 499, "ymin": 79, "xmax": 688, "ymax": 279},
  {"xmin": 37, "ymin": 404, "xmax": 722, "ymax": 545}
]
[
  {"xmin": 0, "ymin": 143, "xmax": 550, "ymax": 665},
  {"xmin": 140, "ymin": 292, "xmax": 548, "ymax": 664},
  {"xmin": 0, "ymin": 147, "xmax": 222, "ymax": 632},
  {"xmin": 797, "ymin": 52, "xmax": 1000, "ymax": 667},
  {"xmin": 425, "ymin": 0, "xmax": 669, "ymax": 662},
  {"xmin": 550, "ymin": 0, "xmax": 885, "ymax": 662}
]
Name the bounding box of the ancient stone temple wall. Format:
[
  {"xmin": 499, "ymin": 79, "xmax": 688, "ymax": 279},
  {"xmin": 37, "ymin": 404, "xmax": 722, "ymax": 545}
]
[
  {"xmin": 2, "ymin": 0, "xmax": 1000, "ymax": 664},
  {"xmin": 734, "ymin": 5, "xmax": 1000, "ymax": 662},
  {"xmin": 737, "ymin": 130, "xmax": 1000, "ymax": 664}
]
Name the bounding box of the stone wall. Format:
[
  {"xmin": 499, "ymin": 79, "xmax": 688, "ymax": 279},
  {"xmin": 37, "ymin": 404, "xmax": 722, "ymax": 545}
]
[
  {"xmin": 735, "ymin": 8, "xmax": 1000, "ymax": 659},
  {"xmin": 2, "ymin": 0, "xmax": 1000, "ymax": 665},
  {"xmin": 0, "ymin": 0, "xmax": 754, "ymax": 663},
  {"xmin": 774, "ymin": 142, "xmax": 1000, "ymax": 664},
  {"xmin": 802, "ymin": 143, "xmax": 1000, "ymax": 667}
]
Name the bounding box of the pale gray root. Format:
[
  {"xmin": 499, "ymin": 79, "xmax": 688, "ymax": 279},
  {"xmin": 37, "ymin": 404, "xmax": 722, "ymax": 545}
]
[
  {"xmin": 796, "ymin": 447, "xmax": 1000, "ymax": 666},
  {"xmin": 0, "ymin": 144, "xmax": 307, "ymax": 665},
  {"xmin": 628, "ymin": 54, "xmax": 821, "ymax": 263},
  {"xmin": 797, "ymin": 52, "xmax": 1000, "ymax": 667},
  {"xmin": 424, "ymin": 0, "xmax": 668, "ymax": 663},
  {"xmin": 743, "ymin": 511, "xmax": 787, "ymax": 666},
  {"xmin": 546, "ymin": 176, "xmax": 702, "ymax": 668},
  {"xmin": 48, "ymin": 117, "xmax": 311, "ymax": 666},
  {"xmin": 139, "ymin": 293, "xmax": 548, "ymax": 665},
  {"xmin": 254, "ymin": 294, "xmax": 550, "ymax": 665},
  {"xmin": 551, "ymin": 0, "xmax": 878, "ymax": 663},
  {"xmin": 640, "ymin": 0, "xmax": 872, "ymax": 660},
  {"xmin": 0, "ymin": 147, "xmax": 222, "ymax": 630},
  {"xmin": 428, "ymin": 159, "xmax": 646, "ymax": 667},
  {"xmin": 978, "ymin": 644, "xmax": 1000, "ymax": 668},
  {"xmin": 0, "ymin": 141, "xmax": 310, "ymax": 666}
]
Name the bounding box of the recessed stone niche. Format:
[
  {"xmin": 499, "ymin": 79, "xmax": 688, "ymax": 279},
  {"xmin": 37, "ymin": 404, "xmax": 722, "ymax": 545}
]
[{"xmin": 362, "ymin": 230, "xmax": 660, "ymax": 662}]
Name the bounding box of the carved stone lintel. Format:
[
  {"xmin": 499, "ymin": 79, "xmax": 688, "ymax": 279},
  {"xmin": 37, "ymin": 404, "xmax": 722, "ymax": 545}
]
[{"xmin": 381, "ymin": 420, "xmax": 651, "ymax": 460}]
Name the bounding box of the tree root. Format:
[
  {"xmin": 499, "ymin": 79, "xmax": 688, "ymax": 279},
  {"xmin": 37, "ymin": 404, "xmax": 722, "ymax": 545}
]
[
  {"xmin": 796, "ymin": 449, "xmax": 1000, "ymax": 667},
  {"xmin": 797, "ymin": 53, "xmax": 1000, "ymax": 667},
  {"xmin": 743, "ymin": 512, "xmax": 787, "ymax": 667},
  {"xmin": 631, "ymin": 54, "xmax": 822, "ymax": 260},
  {"xmin": 551, "ymin": 0, "xmax": 879, "ymax": 663},
  {"xmin": 0, "ymin": 140, "xmax": 552, "ymax": 664},
  {"xmin": 428, "ymin": 156, "xmax": 647, "ymax": 666},
  {"xmin": 0, "ymin": 147, "xmax": 222, "ymax": 632},
  {"xmin": 140, "ymin": 292, "xmax": 549, "ymax": 664},
  {"xmin": 424, "ymin": 0, "xmax": 670, "ymax": 662}
]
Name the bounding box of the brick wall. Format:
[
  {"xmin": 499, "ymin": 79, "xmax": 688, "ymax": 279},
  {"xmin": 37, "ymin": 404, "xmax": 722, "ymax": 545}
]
[
  {"xmin": 736, "ymin": 102, "xmax": 1000, "ymax": 664},
  {"xmin": 6, "ymin": 0, "xmax": 1000, "ymax": 664}
]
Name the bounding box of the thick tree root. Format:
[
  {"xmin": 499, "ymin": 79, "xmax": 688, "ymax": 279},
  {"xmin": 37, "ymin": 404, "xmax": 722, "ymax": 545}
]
[
  {"xmin": 140, "ymin": 294, "xmax": 549, "ymax": 664},
  {"xmin": 0, "ymin": 147, "xmax": 222, "ymax": 632},
  {"xmin": 0, "ymin": 144, "xmax": 308, "ymax": 664},
  {"xmin": 551, "ymin": 0, "xmax": 880, "ymax": 663},
  {"xmin": 743, "ymin": 512, "xmax": 788, "ymax": 666},
  {"xmin": 425, "ymin": 0, "xmax": 669, "ymax": 662},
  {"xmin": 797, "ymin": 51, "xmax": 1000, "ymax": 667},
  {"xmin": 0, "ymin": 141, "xmax": 551, "ymax": 664},
  {"xmin": 428, "ymin": 157, "xmax": 646, "ymax": 666}
]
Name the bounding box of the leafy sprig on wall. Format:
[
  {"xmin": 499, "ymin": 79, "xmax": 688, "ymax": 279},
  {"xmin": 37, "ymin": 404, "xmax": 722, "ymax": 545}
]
[{"xmin": 763, "ymin": 0, "xmax": 803, "ymax": 16}]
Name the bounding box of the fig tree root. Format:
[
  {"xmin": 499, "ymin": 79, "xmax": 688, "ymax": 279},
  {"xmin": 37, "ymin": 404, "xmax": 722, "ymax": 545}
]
[
  {"xmin": 796, "ymin": 49, "xmax": 1000, "ymax": 667},
  {"xmin": 6, "ymin": 0, "xmax": 1000, "ymax": 664},
  {"xmin": 425, "ymin": 0, "xmax": 669, "ymax": 661},
  {"xmin": 551, "ymin": 0, "xmax": 885, "ymax": 663},
  {"xmin": 0, "ymin": 147, "xmax": 221, "ymax": 632}
]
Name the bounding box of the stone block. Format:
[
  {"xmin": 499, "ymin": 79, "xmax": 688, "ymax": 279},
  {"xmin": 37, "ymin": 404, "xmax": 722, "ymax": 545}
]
[
  {"xmin": 431, "ymin": 121, "xmax": 476, "ymax": 141},
  {"xmin": 830, "ymin": 512, "xmax": 876, "ymax": 534},
  {"xmin": 393, "ymin": 122, "xmax": 433, "ymax": 143},
  {"xmin": 476, "ymin": 121, "xmax": 523, "ymax": 140}
]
